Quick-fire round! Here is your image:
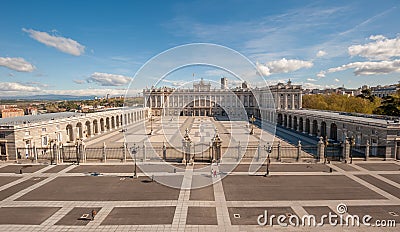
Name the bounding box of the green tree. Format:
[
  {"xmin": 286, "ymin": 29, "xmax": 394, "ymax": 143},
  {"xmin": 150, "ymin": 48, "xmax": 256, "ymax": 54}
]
[{"xmin": 373, "ymin": 90, "xmax": 400, "ymax": 116}]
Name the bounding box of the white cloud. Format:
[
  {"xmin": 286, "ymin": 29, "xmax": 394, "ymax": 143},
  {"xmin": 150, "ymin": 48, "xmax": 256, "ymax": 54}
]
[
  {"xmin": 256, "ymin": 61, "xmax": 271, "ymax": 76},
  {"xmin": 334, "ymin": 78, "xmax": 340, "ymax": 82},
  {"xmin": 316, "ymin": 71, "xmax": 326, "ymax": 78},
  {"xmin": 23, "ymin": 28, "xmax": 85, "ymax": 56},
  {"xmin": 0, "ymin": 82, "xmax": 41, "ymax": 92},
  {"xmin": 348, "ymin": 35, "xmax": 400, "ymax": 60},
  {"xmin": 160, "ymin": 79, "xmax": 186, "ymax": 87},
  {"xmin": 43, "ymin": 88, "xmax": 129, "ymax": 97},
  {"xmin": 369, "ymin": 35, "xmax": 386, "ymax": 41},
  {"xmin": 316, "ymin": 50, "xmax": 327, "ymax": 57},
  {"xmin": 306, "ymin": 78, "xmax": 317, "ymax": 82},
  {"xmin": 87, "ymin": 72, "xmax": 132, "ymax": 86},
  {"xmin": 303, "ymin": 82, "xmax": 324, "ymax": 89},
  {"xmin": 327, "ymin": 60, "xmax": 400, "ymax": 76},
  {"xmin": 73, "ymin": 79, "xmax": 85, "ymax": 84},
  {"xmin": 256, "ymin": 58, "xmax": 313, "ymax": 76},
  {"xmin": 0, "ymin": 57, "xmax": 35, "ymax": 72}
]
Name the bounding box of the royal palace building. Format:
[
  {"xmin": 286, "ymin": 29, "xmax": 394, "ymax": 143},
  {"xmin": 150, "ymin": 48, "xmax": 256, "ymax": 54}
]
[{"xmin": 143, "ymin": 78, "xmax": 301, "ymax": 121}]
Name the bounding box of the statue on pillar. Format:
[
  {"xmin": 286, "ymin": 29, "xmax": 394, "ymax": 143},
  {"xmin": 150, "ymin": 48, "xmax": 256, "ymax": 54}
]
[
  {"xmin": 212, "ymin": 130, "xmax": 223, "ymax": 163},
  {"xmin": 182, "ymin": 128, "xmax": 192, "ymax": 165}
]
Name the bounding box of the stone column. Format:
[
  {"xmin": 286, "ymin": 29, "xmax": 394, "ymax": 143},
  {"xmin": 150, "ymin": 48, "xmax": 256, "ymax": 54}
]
[
  {"xmin": 276, "ymin": 93, "xmax": 281, "ymax": 109},
  {"xmin": 123, "ymin": 142, "xmax": 127, "ymax": 162},
  {"xmin": 237, "ymin": 142, "xmax": 241, "ymax": 161},
  {"xmin": 344, "ymin": 137, "xmax": 350, "ymax": 163},
  {"xmin": 297, "ymin": 140, "xmax": 301, "ymax": 161},
  {"xmin": 149, "ymin": 95, "xmax": 152, "ymax": 108},
  {"xmin": 102, "ymin": 142, "xmax": 107, "ymax": 163},
  {"xmin": 143, "ymin": 143, "xmax": 146, "ymax": 161},
  {"xmin": 284, "ymin": 94, "xmax": 288, "ymax": 110},
  {"xmin": 299, "ymin": 93, "xmax": 302, "ymax": 109},
  {"xmin": 291, "ymin": 94, "xmax": 295, "ymax": 109},
  {"xmin": 277, "ymin": 141, "xmax": 281, "ymax": 161},
  {"xmin": 365, "ymin": 140, "xmax": 370, "ymax": 161},
  {"xmin": 318, "ymin": 137, "xmax": 325, "ymax": 163}
]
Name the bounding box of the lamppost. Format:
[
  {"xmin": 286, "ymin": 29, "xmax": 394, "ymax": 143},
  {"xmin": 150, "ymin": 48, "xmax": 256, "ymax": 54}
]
[
  {"xmin": 249, "ymin": 115, "xmax": 256, "ymax": 135},
  {"xmin": 264, "ymin": 143, "xmax": 272, "ymax": 177},
  {"xmin": 130, "ymin": 143, "xmax": 139, "ymax": 178},
  {"xmin": 49, "ymin": 138, "xmax": 57, "ymax": 165},
  {"xmin": 349, "ymin": 136, "xmax": 355, "ymax": 164},
  {"xmin": 149, "ymin": 114, "xmax": 153, "ymax": 135}
]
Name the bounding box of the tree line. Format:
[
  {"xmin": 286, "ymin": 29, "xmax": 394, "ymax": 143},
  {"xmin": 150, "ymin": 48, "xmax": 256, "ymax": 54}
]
[{"xmin": 302, "ymin": 87, "xmax": 400, "ymax": 116}]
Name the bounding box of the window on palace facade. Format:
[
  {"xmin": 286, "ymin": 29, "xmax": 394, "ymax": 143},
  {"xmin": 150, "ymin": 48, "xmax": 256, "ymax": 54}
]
[{"xmin": 41, "ymin": 136, "xmax": 48, "ymax": 147}]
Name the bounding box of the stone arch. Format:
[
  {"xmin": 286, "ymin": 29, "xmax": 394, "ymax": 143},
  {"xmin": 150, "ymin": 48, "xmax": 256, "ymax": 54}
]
[
  {"xmin": 299, "ymin": 117, "xmax": 303, "ymax": 132},
  {"xmin": 305, "ymin": 118, "xmax": 310, "ymax": 134},
  {"xmin": 106, "ymin": 117, "xmax": 110, "ymax": 130},
  {"xmin": 120, "ymin": 115, "xmax": 123, "ymax": 126},
  {"xmin": 277, "ymin": 113, "xmax": 283, "ymax": 125},
  {"xmin": 111, "ymin": 116, "xmax": 115, "ymax": 129},
  {"xmin": 66, "ymin": 124, "xmax": 74, "ymax": 142},
  {"xmin": 85, "ymin": 121, "xmax": 91, "ymax": 137},
  {"xmin": 320, "ymin": 121, "xmax": 327, "ymax": 138},
  {"xmin": 93, "ymin": 119, "xmax": 99, "ymax": 135},
  {"xmin": 330, "ymin": 123, "xmax": 338, "ymax": 141},
  {"xmin": 288, "ymin": 115, "xmax": 292, "ymax": 128},
  {"xmin": 100, "ymin": 118, "xmax": 105, "ymax": 132},
  {"xmin": 284, "ymin": 114, "xmax": 288, "ymax": 127},
  {"xmin": 76, "ymin": 122, "xmax": 83, "ymax": 139},
  {"xmin": 116, "ymin": 115, "xmax": 120, "ymax": 128},
  {"xmin": 312, "ymin": 120, "xmax": 318, "ymax": 136},
  {"xmin": 293, "ymin": 116, "xmax": 298, "ymax": 131}
]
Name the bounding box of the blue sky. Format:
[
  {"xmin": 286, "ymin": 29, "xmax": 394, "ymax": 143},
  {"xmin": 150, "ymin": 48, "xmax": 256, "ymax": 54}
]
[{"xmin": 0, "ymin": 0, "xmax": 399, "ymax": 97}]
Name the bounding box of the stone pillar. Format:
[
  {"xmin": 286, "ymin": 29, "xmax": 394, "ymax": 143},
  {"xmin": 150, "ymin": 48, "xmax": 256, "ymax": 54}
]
[
  {"xmin": 277, "ymin": 141, "xmax": 281, "ymax": 161},
  {"xmin": 143, "ymin": 143, "xmax": 146, "ymax": 161},
  {"xmin": 299, "ymin": 93, "xmax": 302, "ymax": 109},
  {"xmin": 82, "ymin": 142, "xmax": 86, "ymax": 163},
  {"xmin": 276, "ymin": 93, "xmax": 281, "ymax": 109},
  {"xmin": 297, "ymin": 140, "xmax": 301, "ymax": 161},
  {"xmin": 123, "ymin": 142, "xmax": 127, "ymax": 162},
  {"xmin": 344, "ymin": 137, "xmax": 350, "ymax": 163},
  {"xmin": 318, "ymin": 137, "xmax": 325, "ymax": 163},
  {"xmin": 365, "ymin": 140, "xmax": 370, "ymax": 161},
  {"xmin": 33, "ymin": 145, "xmax": 38, "ymax": 163},
  {"xmin": 237, "ymin": 142, "xmax": 241, "ymax": 161},
  {"xmin": 102, "ymin": 142, "xmax": 107, "ymax": 163},
  {"xmin": 291, "ymin": 94, "xmax": 295, "ymax": 110},
  {"xmin": 162, "ymin": 142, "xmax": 167, "ymax": 161},
  {"xmin": 284, "ymin": 94, "xmax": 288, "ymax": 110}
]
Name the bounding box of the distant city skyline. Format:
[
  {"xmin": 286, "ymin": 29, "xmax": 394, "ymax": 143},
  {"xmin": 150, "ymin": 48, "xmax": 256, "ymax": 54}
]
[{"xmin": 0, "ymin": 0, "xmax": 399, "ymax": 97}]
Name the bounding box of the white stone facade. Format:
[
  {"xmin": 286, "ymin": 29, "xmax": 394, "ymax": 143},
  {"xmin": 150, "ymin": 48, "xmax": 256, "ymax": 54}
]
[{"xmin": 0, "ymin": 107, "xmax": 149, "ymax": 160}]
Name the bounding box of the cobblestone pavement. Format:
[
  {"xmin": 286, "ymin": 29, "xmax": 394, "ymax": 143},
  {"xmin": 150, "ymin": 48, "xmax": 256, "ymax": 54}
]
[{"xmin": 0, "ymin": 160, "xmax": 399, "ymax": 231}]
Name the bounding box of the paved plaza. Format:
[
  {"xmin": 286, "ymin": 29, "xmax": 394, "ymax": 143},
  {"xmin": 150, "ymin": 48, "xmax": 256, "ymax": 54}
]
[
  {"xmin": 0, "ymin": 161, "xmax": 398, "ymax": 231},
  {"xmin": 0, "ymin": 117, "xmax": 399, "ymax": 231}
]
